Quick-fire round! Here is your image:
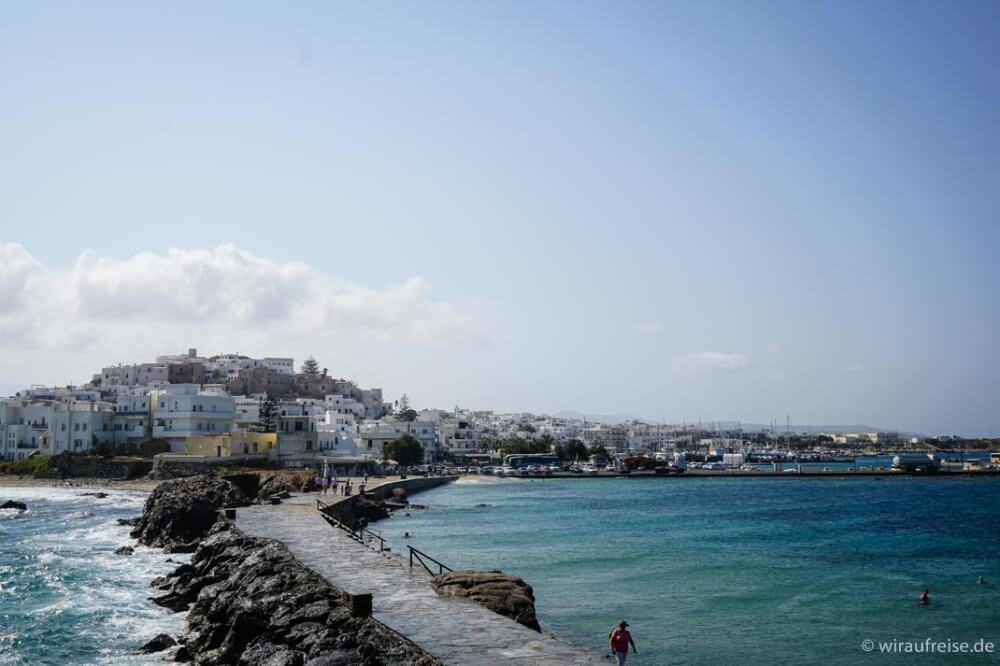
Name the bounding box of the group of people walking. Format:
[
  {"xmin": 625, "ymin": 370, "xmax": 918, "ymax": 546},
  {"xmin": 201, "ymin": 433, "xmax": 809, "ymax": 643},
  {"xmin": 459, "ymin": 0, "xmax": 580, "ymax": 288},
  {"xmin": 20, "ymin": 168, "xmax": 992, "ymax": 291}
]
[{"xmin": 314, "ymin": 472, "xmax": 369, "ymax": 497}]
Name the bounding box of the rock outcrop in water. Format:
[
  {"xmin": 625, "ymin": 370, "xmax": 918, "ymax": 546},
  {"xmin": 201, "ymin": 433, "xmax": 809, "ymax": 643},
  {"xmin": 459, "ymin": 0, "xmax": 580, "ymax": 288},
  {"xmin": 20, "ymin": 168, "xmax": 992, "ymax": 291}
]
[
  {"xmin": 1, "ymin": 500, "xmax": 27, "ymax": 511},
  {"xmin": 131, "ymin": 474, "xmax": 257, "ymax": 552},
  {"xmin": 138, "ymin": 633, "xmax": 177, "ymax": 653},
  {"xmin": 151, "ymin": 522, "xmax": 442, "ymax": 666},
  {"xmin": 430, "ymin": 570, "xmax": 541, "ymax": 631}
]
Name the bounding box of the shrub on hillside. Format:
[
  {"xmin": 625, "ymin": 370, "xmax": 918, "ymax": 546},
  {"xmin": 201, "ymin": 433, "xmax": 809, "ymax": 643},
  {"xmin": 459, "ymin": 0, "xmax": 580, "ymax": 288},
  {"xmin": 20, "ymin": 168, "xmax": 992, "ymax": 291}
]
[{"xmin": 0, "ymin": 455, "xmax": 52, "ymax": 476}]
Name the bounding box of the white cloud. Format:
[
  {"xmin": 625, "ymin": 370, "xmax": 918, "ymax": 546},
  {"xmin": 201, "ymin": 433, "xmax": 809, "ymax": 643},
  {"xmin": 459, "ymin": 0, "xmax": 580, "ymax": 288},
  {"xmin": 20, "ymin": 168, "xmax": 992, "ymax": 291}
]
[
  {"xmin": 0, "ymin": 243, "xmax": 485, "ymax": 358},
  {"xmin": 673, "ymin": 351, "xmax": 750, "ymax": 373}
]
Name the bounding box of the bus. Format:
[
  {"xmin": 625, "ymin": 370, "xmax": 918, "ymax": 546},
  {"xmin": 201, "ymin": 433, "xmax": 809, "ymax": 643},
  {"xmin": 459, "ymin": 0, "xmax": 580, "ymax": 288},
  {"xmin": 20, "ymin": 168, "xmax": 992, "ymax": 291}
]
[{"xmin": 503, "ymin": 453, "xmax": 561, "ymax": 470}]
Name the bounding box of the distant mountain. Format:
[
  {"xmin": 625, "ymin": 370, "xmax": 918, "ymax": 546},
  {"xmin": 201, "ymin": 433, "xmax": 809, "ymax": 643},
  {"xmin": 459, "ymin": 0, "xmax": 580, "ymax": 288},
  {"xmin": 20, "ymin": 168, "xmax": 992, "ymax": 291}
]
[
  {"xmin": 553, "ymin": 410, "xmax": 648, "ymax": 424},
  {"xmin": 736, "ymin": 423, "xmax": 914, "ymax": 435},
  {"xmin": 551, "ymin": 413, "xmax": 922, "ymax": 436}
]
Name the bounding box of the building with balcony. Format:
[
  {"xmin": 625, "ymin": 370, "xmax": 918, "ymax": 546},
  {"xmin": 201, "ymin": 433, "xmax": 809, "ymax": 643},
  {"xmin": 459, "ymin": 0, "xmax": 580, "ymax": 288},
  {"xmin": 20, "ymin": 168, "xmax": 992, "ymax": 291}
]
[{"xmin": 151, "ymin": 384, "xmax": 236, "ymax": 452}]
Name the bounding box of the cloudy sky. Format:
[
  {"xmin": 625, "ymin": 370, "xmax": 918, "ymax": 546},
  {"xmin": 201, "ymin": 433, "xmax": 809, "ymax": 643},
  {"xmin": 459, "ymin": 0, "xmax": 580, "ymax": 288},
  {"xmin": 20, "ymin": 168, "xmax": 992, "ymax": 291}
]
[{"xmin": 1, "ymin": 2, "xmax": 997, "ymax": 436}]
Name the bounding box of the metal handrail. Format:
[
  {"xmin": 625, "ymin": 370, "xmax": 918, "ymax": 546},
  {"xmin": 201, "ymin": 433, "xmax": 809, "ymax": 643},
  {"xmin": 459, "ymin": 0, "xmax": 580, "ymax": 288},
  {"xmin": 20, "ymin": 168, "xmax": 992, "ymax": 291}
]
[
  {"xmin": 316, "ymin": 499, "xmax": 387, "ymax": 552},
  {"xmin": 408, "ymin": 545, "xmax": 453, "ymax": 576}
]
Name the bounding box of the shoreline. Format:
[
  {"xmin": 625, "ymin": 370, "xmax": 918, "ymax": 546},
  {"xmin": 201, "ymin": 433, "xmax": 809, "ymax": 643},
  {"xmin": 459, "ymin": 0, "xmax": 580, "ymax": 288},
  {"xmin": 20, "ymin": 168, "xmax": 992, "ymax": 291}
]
[{"xmin": 0, "ymin": 474, "xmax": 162, "ymax": 492}]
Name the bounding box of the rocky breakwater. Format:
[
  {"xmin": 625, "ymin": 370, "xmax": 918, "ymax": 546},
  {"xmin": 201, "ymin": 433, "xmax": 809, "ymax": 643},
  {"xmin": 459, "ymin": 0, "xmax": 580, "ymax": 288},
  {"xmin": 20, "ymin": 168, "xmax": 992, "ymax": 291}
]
[
  {"xmin": 151, "ymin": 522, "xmax": 443, "ymax": 665},
  {"xmin": 135, "ymin": 473, "xmax": 444, "ymax": 665},
  {"xmin": 131, "ymin": 473, "xmax": 259, "ymax": 552},
  {"xmin": 430, "ymin": 571, "xmax": 542, "ymax": 632}
]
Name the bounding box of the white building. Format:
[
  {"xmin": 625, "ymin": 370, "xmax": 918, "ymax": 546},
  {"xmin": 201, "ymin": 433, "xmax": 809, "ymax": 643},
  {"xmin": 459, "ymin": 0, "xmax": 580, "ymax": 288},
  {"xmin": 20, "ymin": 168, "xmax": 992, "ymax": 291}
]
[
  {"xmin": 113, "ymin": 387, "xmax": 154, "ymax": 443},
  {"xmin": 358, "ymin": 419, "xmax": 439, "ymax": 463},
  {"xmin": 100, "ymin": 364, "xmax": 139, "ymax": 387},
  {"xmin": 151, "ymin": 384, "xmax": 236, "ymax": 451},
  {"xmin": 264, "ymin": 357, "xmax": 295, "ymax": 375},
  {"xmin": 233, "ymin": 395, "xmax": 263, "ymax": 431},
  {"xmin": 206, "ymin": 354, "xmax": 265, "ymax": 381},
  {"xmin": 1, "ymin": 398, "xmax": 115, "ymax": 460}
]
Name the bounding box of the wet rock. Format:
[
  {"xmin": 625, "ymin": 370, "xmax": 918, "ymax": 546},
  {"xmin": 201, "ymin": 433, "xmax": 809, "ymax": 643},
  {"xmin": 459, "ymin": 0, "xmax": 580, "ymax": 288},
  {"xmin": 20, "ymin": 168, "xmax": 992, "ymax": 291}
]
[
  {"xmin": 81, "ymin": 492, "xmax": 109, "ymax": 498},
  {"xmin": 115, "ymin": 545, "xmax": 135, "ymax": 556},
  {"xmin": 117, "ymin": 516, "xmax": 141, "ymax": 526},
  {"xmin": 164, "ymin": 524, "xmax": 442, "ymax": 665},
  {"xmin": 0, "ymin": 500, "xmax": 27, "ymax": 511},
  {"xmin": 431, "ymin": 570, "xmax": 542, "ymax": 631},
  {"xmin": 131, "ymin": 475, "xmax": 254, "ymax": 552},
  {"xmin": 139, "ymin": 633, "xmax": 177, "ymax": 653}
]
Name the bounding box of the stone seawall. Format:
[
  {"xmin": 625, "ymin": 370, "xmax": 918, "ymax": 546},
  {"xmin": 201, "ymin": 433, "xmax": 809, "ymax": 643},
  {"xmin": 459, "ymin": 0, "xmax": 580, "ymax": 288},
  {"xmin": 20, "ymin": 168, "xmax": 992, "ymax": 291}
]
[
  {"xmin": 152, "ymin": 454, "xmax": 270, "ymax": 480},
  {"xmin": 47, "ymin": 453, "xmax": 152, "ymax": 480},
  {"xmin": 320, "ymin": 476, "xmax": 455, "ymax": 526}
]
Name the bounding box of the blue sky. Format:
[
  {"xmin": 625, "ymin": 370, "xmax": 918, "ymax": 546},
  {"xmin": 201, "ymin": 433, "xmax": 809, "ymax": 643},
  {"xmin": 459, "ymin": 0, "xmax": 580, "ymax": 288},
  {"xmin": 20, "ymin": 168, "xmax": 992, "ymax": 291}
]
[{"xmin": 1, "ymin": 1, "xmax": 997, "ymax": 435}]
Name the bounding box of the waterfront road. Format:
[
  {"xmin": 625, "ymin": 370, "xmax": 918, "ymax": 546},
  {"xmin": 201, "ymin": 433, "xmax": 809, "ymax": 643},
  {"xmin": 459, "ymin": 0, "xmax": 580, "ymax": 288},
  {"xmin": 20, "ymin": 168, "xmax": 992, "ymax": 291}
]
[{"xmin": 235, "ymin": 490, "xmax": 604, "ymax": 666}]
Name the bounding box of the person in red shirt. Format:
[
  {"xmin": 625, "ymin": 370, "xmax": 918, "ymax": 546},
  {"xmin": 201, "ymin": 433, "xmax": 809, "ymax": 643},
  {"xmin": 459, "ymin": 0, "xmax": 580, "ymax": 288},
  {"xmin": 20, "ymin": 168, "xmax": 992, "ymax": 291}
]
[{"xmin": 609, "ymin": 621, "xmax": 637, "ymax": 665}]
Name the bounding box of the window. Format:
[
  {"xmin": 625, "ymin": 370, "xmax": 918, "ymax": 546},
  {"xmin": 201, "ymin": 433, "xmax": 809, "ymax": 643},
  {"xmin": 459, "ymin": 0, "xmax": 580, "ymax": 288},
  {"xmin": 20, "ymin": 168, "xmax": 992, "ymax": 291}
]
[
  {"xmin": 74, "ymin": 423, "xmax": 80, "ymax": 432},
  {"xmin": 82, "ymin": 424, "xmax": 87, "ymax": 432},
  {"xmin": 197, "ymin": 423, "xmax": 203, "ymax": 431},
  {"xmin": 61, "ymin": 424, "xmax": 66, "ymax": 432}
]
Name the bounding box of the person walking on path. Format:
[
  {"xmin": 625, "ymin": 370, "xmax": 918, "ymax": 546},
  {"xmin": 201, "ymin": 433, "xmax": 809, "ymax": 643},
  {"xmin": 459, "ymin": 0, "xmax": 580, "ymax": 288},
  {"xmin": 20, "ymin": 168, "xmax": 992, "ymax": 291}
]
[{"xmin": 608, "ymin": 621, "xmax": 636, "ymax": 666}]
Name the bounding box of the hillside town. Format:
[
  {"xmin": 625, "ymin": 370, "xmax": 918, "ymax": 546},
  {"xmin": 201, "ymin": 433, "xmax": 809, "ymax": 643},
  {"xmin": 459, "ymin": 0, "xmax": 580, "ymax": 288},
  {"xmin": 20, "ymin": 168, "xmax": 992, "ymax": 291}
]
[{"xmin": 1, "ymin": 349, "xmax": 995, "ymax": 475}]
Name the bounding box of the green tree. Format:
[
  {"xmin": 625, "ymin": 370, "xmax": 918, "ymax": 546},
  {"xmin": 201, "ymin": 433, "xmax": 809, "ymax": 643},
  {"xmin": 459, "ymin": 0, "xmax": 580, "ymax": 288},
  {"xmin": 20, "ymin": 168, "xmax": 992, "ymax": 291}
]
[
  {"xmin": 398, "ymin": 409, "xmax": 418, "ymax": 422},
  {"xmin": 499, "ymin": 437, "xmax": 551, "ymax": 457},
  {"xmin": 537, "ymin": 433, "xmax": 556, "ymax": 451},
  {"xmin": 588, "ymin": 444, "xmax": 611, "ymax": 459},
  {"xmin": 556, "ymin": 439, "xmax": 589, "ymax": 463},
  {"xmin": 301, "ymin": 355, "xmax": 320, "ymax": 378},
  {"xmin": 383, "ymin": 434, "xmax": 425, "ymax": 466},
  {"xmin": 257, "ymin": 395, "xmax": 278, "ymax": 433}
]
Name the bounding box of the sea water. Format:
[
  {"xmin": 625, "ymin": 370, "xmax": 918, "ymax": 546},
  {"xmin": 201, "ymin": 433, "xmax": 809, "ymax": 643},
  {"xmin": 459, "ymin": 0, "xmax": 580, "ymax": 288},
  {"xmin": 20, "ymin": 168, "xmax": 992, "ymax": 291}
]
[
  {"xmin": 0, "ymin": 487, "xmax": 186, "ymax": 665},
  {"xmin": 377, "ymin": 476, "xmax": 1000, "ymax": 665}
]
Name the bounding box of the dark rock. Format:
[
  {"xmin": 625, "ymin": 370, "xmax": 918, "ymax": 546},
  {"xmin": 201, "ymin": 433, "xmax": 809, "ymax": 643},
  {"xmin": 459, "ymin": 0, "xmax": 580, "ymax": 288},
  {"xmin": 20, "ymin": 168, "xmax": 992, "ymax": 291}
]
[
  {"xmin": 174, "ymin": 645, "xmax": 192, "ymax": 662},
  {"xmin": 164, "ymin": 525, "xmax": 442, "ymax": 665},
  {"xmin": 352, "ymin": 495, "xmax": 389, "ymax": 523},
  {"xmin": 139, "ymin": 633, "xmax": 177, "ymax": 653},
  {"xmin": 1, "ymin": 500, "xmax": 27, "ymax": 511},
  {"xmin": 431, "ymin": 570, "xmax": 542, "ymax": 631},
  {"xmin": 131, "ymin": 475, "xmax": 255, "ymax": 552},
  {"xmin": 81, "ymin": 492, "xmax": 109, "ymax": 498},
  {"xmin": 257, "ymin": 475, "xmax": 291, "ymax": 502},
  {"xmin": 115, "ymin": 545, "xmax": 135, "ymax": 556},
  {"xmin": 222, "ymin": 473, "xmax": 260, "ymax": 502},
  {"xmin": 302, "ymin": 652, "xmax": 357, "ymax": 666},
  {"xmin": 117, "ymin": 517, "xmax": 141, "ymax": 526}
]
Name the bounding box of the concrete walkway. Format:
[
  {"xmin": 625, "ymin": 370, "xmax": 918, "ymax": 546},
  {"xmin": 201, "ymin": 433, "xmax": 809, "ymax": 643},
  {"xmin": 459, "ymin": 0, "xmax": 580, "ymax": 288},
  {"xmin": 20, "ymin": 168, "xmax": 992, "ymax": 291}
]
[{"xmin": 235, "ymin": 489, "xmax": 604, "ymax": 666}]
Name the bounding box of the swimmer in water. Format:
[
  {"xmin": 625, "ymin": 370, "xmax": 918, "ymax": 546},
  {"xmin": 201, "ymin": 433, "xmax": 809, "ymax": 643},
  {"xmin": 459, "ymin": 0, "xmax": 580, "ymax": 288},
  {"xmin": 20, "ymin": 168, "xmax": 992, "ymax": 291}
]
[
  {"xmin": 978, "ymin": 576, "xmax": 988, "ymax": 585},
  {"xmin": 403, "ymin": 532, "xmax": 411, "ymax": 539},
  {"xmin": 919, "ymin": 588, "xmax": 929, "ymax": 605}
]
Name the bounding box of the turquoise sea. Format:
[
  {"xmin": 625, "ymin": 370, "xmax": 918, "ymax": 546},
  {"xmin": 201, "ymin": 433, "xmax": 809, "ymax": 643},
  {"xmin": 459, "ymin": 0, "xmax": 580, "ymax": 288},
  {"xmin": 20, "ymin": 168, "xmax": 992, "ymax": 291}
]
[
  {"xmin": 0, "ymin": 487, "xmax": 185, "ymax": 665},
  {"xmin": 378, "ymin": 476, "xmax": 1000, "ymax": 665}
]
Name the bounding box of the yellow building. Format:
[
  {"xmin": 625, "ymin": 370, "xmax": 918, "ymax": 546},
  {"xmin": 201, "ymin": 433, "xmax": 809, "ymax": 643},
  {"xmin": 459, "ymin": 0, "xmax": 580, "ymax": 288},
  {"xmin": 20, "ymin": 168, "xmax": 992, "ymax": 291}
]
[{"xmin": 185, "ymin": 432, "xmax": 277, "ymax": 458}]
